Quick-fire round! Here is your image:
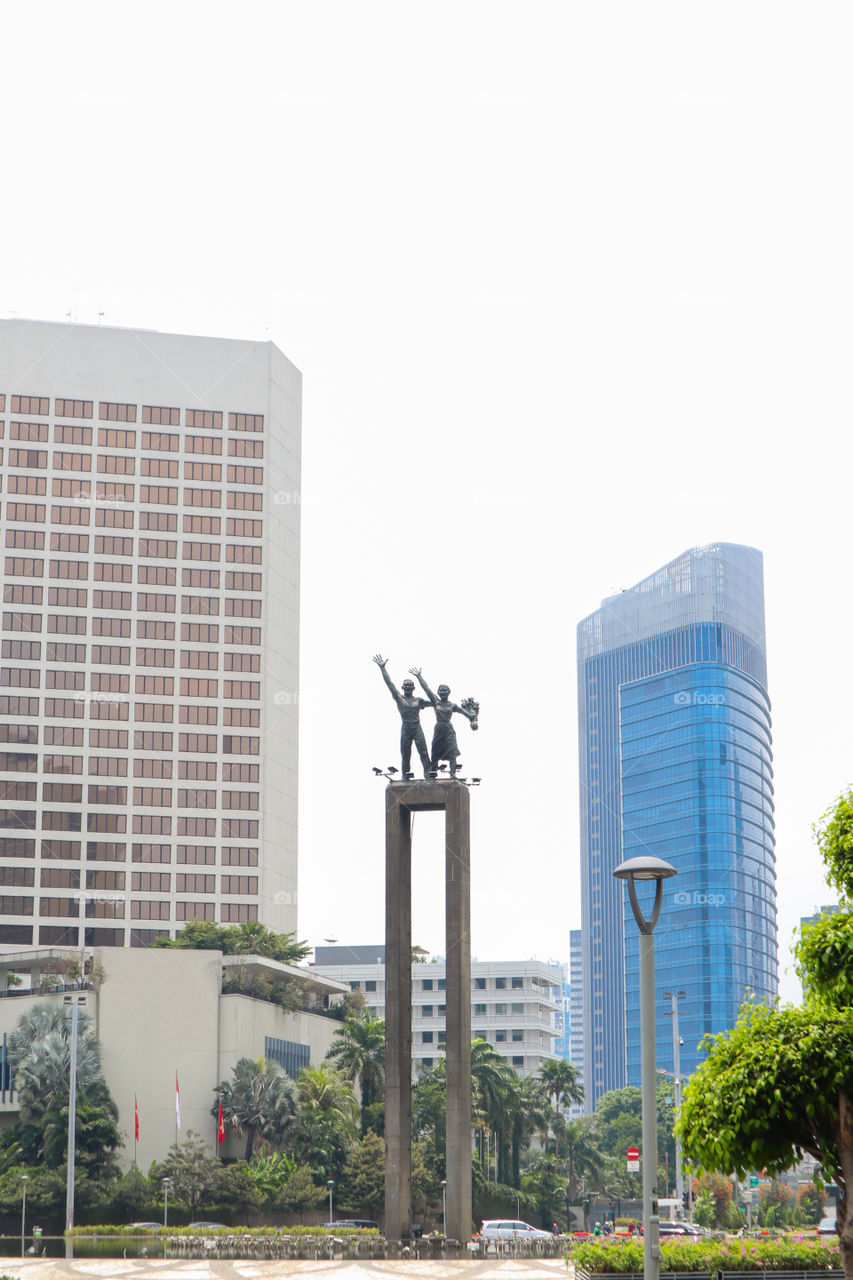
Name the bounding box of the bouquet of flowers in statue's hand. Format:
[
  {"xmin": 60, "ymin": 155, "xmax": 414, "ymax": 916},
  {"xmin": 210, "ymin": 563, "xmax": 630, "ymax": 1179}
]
[{"xmin": 461, "ymin": 697, "xmax": 480, "ymax": 730}]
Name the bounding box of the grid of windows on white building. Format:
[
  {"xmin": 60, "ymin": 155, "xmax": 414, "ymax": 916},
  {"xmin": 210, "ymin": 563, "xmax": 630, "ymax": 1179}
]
[
  {"xmin": 0, "ymin": 320, "xmax": 300, "ymax": 949},
  {"xmin": 312, "ymin": 948, "xmax": 562, "ymax": 1077}
]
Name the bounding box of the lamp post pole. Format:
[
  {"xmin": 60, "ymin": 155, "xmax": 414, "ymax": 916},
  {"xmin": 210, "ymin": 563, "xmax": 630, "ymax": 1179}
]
[
  {"xmin": 442, "ymin": 1179, "xmax": 447, "ymax": 1234},
  {"xmin": 163, "ymin": 1177, "xmax": 171, "ymax": 1228},
  {"xmin": 21, "ymin": 1174, "xmax": 28, "ymax": 1257},
  {"xmin": 613, "ymin": 856, "xmax": 677, "ymax": 1280},
  {"xmin": 328, "ymin": 1179, "xmax": 335, "ymax": 1224},
  {"xmin": 663, "ymin": 990, "xmax": 686, "ymax": 1214},
  {"xmin": 639, "ymin": 930, "xmax": 658, "ymax": 1277},
  {"xmin": 64, "ymin": 994, "xmax": 84, "ymax": 1233}
]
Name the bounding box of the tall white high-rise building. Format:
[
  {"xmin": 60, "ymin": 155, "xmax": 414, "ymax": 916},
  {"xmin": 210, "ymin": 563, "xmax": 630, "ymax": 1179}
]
[{"xmin": 0, "ymin": 319, "xmax": 300, "ymax": 949}]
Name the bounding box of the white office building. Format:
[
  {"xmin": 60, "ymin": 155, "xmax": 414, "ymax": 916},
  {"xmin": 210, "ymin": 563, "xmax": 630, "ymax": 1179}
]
[
  {"xmin": 0, "ymin": 319, "xmax": 301, "ymax": 949},
  {"xmin": 312, "ymin": 946, "xmax": 562, "ymax": 1076},
  {"xmin": 0, "ymin": 946, "xmax": 347, "ymax": 1169}
]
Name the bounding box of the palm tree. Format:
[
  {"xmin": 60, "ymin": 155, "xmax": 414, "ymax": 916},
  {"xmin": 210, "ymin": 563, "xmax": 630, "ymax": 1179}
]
[
  {"xmin": 296, "ymin": 1063, "xmax": 358, "ymax": 1133},
  {"xmin": 325, "ymin": 1015, "xmax": 385, "ymax": 1134},
  {"xmin": 540, "ymin": 1058, "xmax": 583, "ymax": 1113},
  {"xmin": 292, "ymin": 1063, "xmax": 358, "ymax": 1181},
  {"xmin": 226, "ymin": 920, "xmax": 312, "ymax": 963},
  {"xmin": 8, "ymin": 1005, "xmax": 121, "ymax": 1172},
  {"xmin": 509, "ymin": 1074, "xmax": 551, "ymax": 1187},
  {"xmin": 539, "ymin": 1058, "xmax": 583, "ymax": 1154},
  {"xmin": 470, "ymin": 1039, "xmax": 516, "ymax": 1185},
  {"xmin": 213, "ymin": 1056, "xmax": 297, "ymax": 1160},
  {"xmin": 563, "ymin": 1117, "xmax": 603, "ymax": 1203},
  {"xmin": 10, "ymin": 1006, "xmax": 106, "ymax": 1123}
]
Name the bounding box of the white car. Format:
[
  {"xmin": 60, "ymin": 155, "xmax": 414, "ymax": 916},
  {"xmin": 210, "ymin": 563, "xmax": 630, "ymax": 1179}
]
[{"xmin": 480, "ymin": 1219, "xmax": 554, "ymax": 1241}]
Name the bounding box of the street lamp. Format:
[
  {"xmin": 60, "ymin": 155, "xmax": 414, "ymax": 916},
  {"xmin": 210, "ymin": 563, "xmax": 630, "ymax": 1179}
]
[
  {"xmin": 328, "ymin": 1178, "xmax": 335, "ymax": 1224},
  {"xmin": 663, "ymin": 990, "xmax": 686, "ymax": 1216},
  {"xmin": 64, "ymin": 994, "xmax": 84, "ymax": 1233},
  {"xmin": 162, "ymin": 1177, "xmax": 171, "ymax": 1228},
  {"xmin": 21, "ymin": 1174, "xmax": 28, "ymax": 1257},
  {"xmin": 442, "ymin": 1179, "xmax": 447, "ymax": 1235},
  {"xmin": 613, "ymin": 855, "xmax": 677, "ymax": 1280}
]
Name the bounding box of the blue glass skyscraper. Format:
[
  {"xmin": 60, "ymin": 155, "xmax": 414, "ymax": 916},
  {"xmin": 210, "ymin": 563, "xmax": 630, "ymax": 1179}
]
[{"xmin": 577, "ymin": 544, "xmax": 778, "ymax": 1109}]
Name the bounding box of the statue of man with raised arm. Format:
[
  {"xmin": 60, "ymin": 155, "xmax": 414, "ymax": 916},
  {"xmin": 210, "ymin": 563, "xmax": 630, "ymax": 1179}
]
[{"xmin": 373, "ymin": 654, "xmax": 432, "ymax": 780}]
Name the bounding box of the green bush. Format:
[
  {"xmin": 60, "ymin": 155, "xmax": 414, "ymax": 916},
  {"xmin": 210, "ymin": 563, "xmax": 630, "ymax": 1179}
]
[
  {"xmin": 65, "ymin": 1224, "xmax": 380, "ymax": 1238},
  {"xmin": 573, "ymin": 1236, "xmax": 842, "ymax": 1274}
]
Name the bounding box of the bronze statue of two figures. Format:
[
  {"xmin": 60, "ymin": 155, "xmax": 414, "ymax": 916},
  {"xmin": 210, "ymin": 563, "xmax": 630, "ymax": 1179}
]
[{"xmin": 373, "ymin": 655, "xmax": 480, "ymax": 780}]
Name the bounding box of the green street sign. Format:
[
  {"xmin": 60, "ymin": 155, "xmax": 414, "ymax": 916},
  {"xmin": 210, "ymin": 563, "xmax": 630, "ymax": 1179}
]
[{"xmin": 749, "ymin": 1176, "xmax": 759, "ymax": 1187}]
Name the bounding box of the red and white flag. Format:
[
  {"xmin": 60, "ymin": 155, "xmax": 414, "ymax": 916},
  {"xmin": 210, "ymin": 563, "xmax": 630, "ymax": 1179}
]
[
  {"xmin": 176, "ymin": 1072, "xmax": 181, "ymax": 1131},
  {"xmin": 134, "ymin": 1095, "xmax": 139, "ymax": 1141},
  {"xmin": 217, "ymin": 1099, "xmax": 225, "ymax": 1145}
]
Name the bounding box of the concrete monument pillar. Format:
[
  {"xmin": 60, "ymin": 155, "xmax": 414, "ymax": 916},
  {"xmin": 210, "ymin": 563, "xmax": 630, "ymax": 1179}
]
[{"xmin": 384, "ymin": 779, "xmax": 472, "ymax": 1244}]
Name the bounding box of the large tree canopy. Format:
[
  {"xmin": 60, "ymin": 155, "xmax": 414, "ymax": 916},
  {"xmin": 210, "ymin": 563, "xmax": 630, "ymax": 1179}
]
[
  {"xmin": 680, "ymin": 788, "xmax": 853, "ymax": 1278},
  {"xmin": 679, "ymin": 1001, "xmax": 853, "ymax": 1176}
]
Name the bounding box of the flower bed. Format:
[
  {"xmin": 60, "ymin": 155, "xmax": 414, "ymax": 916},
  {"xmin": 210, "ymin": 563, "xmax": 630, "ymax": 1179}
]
[{"xmin": 573, "ymin": 1236, "xmax": 842, "ymax": 1276}]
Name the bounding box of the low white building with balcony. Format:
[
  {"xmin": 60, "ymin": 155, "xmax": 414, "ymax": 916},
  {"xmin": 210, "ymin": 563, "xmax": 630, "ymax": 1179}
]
[{"xmin": 312, "ymin": 946, "xmax": 562, "ymax": 1076}]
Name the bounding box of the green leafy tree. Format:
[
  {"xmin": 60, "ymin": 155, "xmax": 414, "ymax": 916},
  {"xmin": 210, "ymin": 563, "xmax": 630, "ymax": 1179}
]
[
  {"xmin": 412, "ymin": 1140, "xmax": 441, "ymax": 1221},
  {"xmin": 40, "ymin": 1094, "xmax": 122, "ymax": 1178},
  {"xmin": 594, "ymin": 1086, "xmax": 642, "ymax": 1157},
  {"xmin": 522, "ymin": 1152, "xmax": 569, "ymax": 1229},
  {"xmin": 0, "ymin": 1166, "xmax": 84, "ymax": 1226},
  {"xmin": 153, "ymin": 1130, "xmax": 221, "ymax": 1218},
  {"xmin": 213, "ymin": 1056, "xmax": 297, "ymax": 1160},
  {"xmin": 340, "ymin": 1129, "xmax": 385, "ymax": 1216},
  {"xmin": 326, "ymin": 1015, "xmax": 385, "ymax": 1135},
  {"xmin": 693, "ymin": 1171, "xmax": 735, "ymax": 1228},
  {"xmin": 213, "ymin": 1162, "xmax": 261, "ymax": 1217},
  {"xmin": 680, "ymin": 788, "xmax": 853, "ymax": 1279},
  {"xmin": 278, "ymin": 1164, "xmax": 326, "ymax": 1211},
  {"xmin": 412, "ymin": 1059, "xmax": 448, "ymax": 1177},
  {"xmin": 798, "ymin": 1182, "xmax": 826, "ymax": 1225},
  {"xmin": 110, "ymin": 1165, "xmax": 154, "ymax": 1221}
]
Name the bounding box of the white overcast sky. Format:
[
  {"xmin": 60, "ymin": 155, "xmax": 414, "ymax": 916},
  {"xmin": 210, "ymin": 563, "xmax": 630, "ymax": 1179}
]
[{"xmin": 3, "ymin": 2, "xmax": 851, "ymax": 1002}]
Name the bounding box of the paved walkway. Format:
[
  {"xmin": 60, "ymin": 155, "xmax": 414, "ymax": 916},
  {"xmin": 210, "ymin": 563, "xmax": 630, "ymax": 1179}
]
[{"xmin": 0, "ymin": 1257, "xmax": 572, "ymax": 1280}]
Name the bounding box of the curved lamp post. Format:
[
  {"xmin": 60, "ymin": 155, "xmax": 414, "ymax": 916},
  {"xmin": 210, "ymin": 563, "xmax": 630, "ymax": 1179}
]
[
  {"xmin": 21, "ymin": 1173, "xmax": 28, "ymax": 1257},
  {"xmin": 613, "ymin": 855, "xmax": 677, "ymax": 1280}
]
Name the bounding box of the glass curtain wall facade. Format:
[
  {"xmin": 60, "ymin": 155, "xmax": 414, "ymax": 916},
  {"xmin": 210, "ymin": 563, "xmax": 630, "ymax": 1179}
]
[{"xmin": 577, "ymin": 544, "xmax": 778, "ymax": 1108}]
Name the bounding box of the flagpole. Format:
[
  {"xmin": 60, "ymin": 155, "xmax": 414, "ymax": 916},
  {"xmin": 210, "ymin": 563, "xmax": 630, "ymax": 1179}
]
[{"xmin": 133, "ymin": 1095, "xmax": 137, "ymax": 1164}]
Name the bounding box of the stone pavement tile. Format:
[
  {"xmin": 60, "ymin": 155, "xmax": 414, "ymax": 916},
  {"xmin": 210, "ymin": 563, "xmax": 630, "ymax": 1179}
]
[{"xmin": 0, "ymin": 1258, "xmax": 573, "ymax": 1280}]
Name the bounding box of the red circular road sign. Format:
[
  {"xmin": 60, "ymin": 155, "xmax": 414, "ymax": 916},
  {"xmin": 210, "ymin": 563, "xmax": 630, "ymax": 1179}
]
[{"xmin": 627, "ymin": 1147, "xmax": 639, "ymax": 1158}]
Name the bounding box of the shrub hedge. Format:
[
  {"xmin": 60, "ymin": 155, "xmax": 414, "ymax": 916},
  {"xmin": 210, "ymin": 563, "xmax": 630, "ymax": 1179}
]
[
  {"xmin": 65, "ymin": 1224, "xmax": 379, "ymax": 1238},
  {"xmin": 573, "ymin": 1237, "xmax": 841, "ymax": 1274}
]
